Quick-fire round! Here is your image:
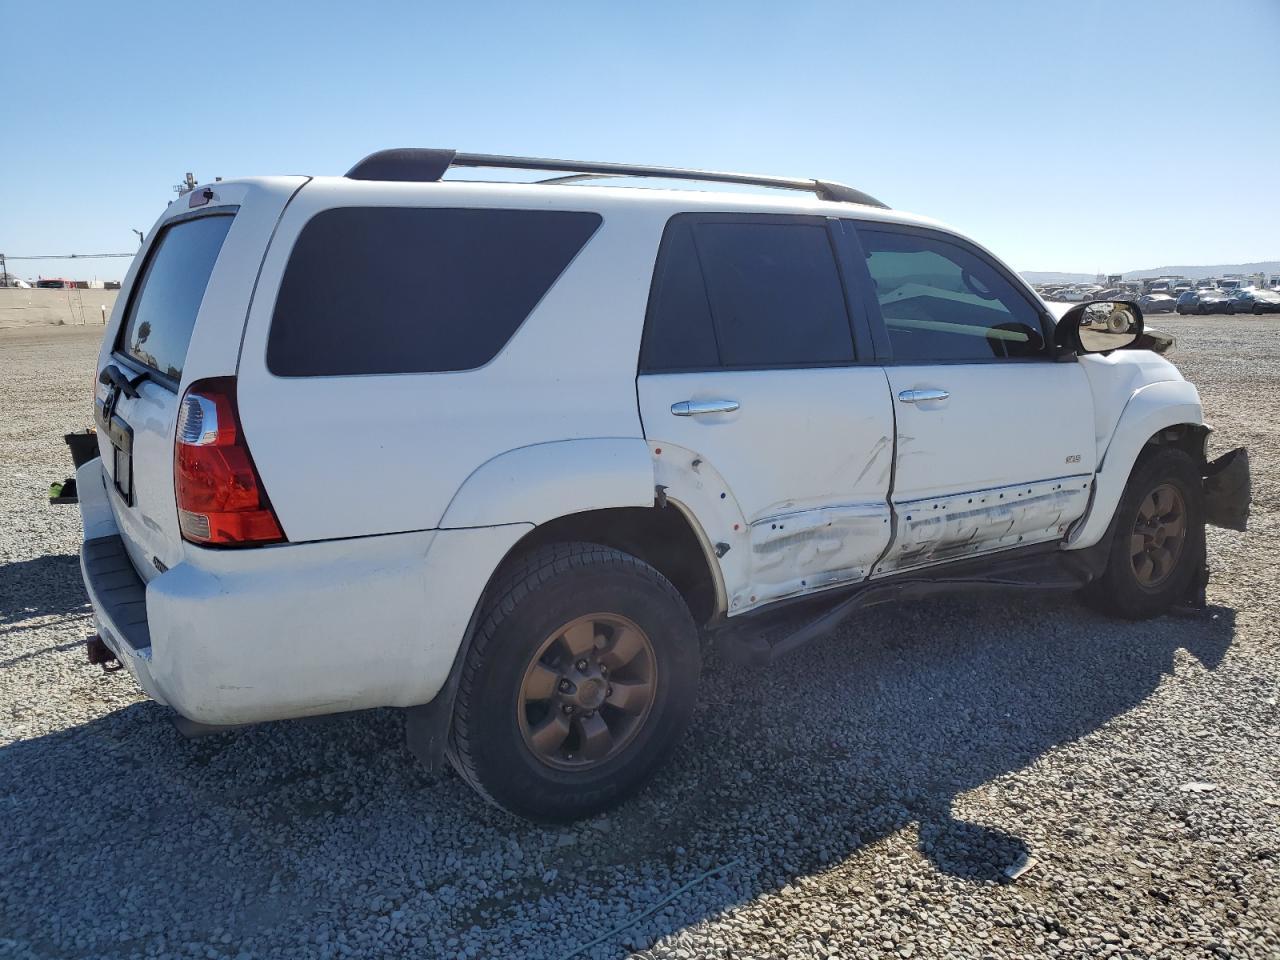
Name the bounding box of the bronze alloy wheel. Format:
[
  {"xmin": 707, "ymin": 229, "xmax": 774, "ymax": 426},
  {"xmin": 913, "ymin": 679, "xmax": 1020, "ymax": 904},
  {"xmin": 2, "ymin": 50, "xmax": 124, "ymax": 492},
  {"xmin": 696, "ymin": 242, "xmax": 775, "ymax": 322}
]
[
  {"xmin": 517, "ymin": 613, "xmax": 658, "ymax": 770},
  {"xmin": 1130, "ymin": 482, "xmax": 1188, "ymax": 588}
]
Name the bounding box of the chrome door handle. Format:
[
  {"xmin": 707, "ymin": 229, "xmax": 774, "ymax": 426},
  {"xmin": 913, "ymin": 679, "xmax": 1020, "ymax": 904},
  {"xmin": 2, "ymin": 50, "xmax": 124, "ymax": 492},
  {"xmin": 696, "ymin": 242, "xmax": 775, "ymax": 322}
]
[
  {"xmin": 897, "ymin": 388, "xmax": 950, "ymax": 404},
  {"xmin": 671, "ymin": 399, "xmax": 740, "ymax": 417}
]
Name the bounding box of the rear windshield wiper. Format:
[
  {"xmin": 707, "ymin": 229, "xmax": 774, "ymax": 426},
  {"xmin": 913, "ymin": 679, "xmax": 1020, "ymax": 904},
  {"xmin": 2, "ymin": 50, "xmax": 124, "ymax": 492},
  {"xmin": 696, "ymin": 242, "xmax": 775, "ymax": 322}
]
[{"xmin": 98, "ymin": 363, "xmax": 148, "ymax": 399}]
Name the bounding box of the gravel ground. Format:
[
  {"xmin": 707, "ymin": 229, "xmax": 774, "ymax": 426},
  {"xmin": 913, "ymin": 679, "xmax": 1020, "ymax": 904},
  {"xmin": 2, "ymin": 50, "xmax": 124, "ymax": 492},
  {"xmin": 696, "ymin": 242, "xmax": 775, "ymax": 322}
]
[{"xmin": 1, "ymin": 319, "xmax": 1277, "ymax": 960}]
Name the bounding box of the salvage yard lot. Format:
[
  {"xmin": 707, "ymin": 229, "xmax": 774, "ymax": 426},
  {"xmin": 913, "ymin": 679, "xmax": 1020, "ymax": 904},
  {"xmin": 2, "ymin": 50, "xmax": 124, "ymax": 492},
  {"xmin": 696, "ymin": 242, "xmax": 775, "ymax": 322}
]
[{"xmin": 1, "ymin": 318, "xmax": 1277, "ymax": 960}]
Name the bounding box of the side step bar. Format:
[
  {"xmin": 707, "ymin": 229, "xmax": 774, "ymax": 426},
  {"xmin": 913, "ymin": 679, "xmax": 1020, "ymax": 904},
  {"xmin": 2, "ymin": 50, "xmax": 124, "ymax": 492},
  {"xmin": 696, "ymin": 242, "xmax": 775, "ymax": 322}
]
[{"xmin": 712, "ymin": 543, "xmax": 1101, "ymax": 667}]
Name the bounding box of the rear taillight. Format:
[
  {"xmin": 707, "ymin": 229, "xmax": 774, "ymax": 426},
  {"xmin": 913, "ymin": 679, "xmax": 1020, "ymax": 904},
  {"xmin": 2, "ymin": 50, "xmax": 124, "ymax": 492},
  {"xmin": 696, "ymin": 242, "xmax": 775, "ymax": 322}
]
[{"xmin": 174, "ymin": 377, "xmax": 285, "ymax": 547}]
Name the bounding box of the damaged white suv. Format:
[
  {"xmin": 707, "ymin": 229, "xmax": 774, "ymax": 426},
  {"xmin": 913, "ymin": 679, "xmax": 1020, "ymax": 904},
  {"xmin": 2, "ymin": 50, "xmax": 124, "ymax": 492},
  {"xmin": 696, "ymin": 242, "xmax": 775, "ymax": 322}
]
[{"xmin": 75, "ymin": 149, "xmax": 1250, "ymax": 821}]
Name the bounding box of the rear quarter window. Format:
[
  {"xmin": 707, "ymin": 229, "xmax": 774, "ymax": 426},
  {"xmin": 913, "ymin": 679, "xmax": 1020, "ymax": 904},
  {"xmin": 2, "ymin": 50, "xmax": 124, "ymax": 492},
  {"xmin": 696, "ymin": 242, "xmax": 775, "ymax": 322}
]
[
  {"xmin": 267, "ymin": 207, "xmax": 602, "ymax": 377},
  {"xmin": 117, "ymin": 214, "xmax": 234, "ymax": 382}
]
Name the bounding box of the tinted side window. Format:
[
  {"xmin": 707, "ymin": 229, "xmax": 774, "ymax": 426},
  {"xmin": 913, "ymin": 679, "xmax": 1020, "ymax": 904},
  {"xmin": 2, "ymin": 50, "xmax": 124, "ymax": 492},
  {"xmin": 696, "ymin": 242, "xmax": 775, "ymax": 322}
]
[
  {"xmin": 639, "ymin": 219, "xmax": 719, "ymax": 371},
  {"xmin": 118, "ymin": 214, "xmax": 234, "ymax": 382},
  {"xmin": 696, "ymin": 221, "xmax": 854, "ymax": 367},
  {"xmin": 858, "ymin": 228, "xmax": 1047, "ymax": 362},
  {"xmin": 639, "ymin": 216, "xmax": 856, "ymax": 372},
  {"xmin": 268, "ymin": 207, "xmax": 601, "ymax": 377}
]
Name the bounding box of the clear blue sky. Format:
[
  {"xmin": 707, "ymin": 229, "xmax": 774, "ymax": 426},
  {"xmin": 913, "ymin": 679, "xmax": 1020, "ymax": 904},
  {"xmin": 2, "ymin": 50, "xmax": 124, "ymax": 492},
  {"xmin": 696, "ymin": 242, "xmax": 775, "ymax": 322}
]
[{"xmin": 2, "ymin": 0, "xmax": 1277, "ymax": 281}]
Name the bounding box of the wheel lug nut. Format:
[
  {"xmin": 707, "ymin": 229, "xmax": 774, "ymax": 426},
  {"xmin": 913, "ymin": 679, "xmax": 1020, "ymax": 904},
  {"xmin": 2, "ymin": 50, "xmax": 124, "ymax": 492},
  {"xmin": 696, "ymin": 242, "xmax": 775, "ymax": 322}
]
[
  {"xmin": 576, "ymin": 659, "xmax": 589, "ymax": 672},
  {"xmin": 600, "ymin": 665, "xmax": 608, "ymax": 676},
  {"xmin": 558, "ymin": 679, "xmax": 572, "ymax": 692},
  {"xmin": 606, "ymin": 685, "xmax": 613, "ymax": 696},
  {"xmin": 562, "ymin": 704, "xmax": 573, "ymax": 715}
]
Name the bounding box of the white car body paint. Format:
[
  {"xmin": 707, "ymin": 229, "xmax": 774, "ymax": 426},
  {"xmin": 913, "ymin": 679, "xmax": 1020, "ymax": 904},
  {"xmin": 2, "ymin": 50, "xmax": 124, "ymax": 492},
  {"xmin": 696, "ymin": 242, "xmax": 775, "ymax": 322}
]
[
  {"xmin": 77, "ymin": 173, "xmax": 1214, "ymax": 728},
  {"xmin": 92, "ymin": 178, "xmax": 309, "ymax": 581},
  {"xmin": 438, "ymin": 438, "xmax": 655, "ymax": 529},
  {"xmin": 79, "ymin": 457, "xmax": 528, "ymax": 723},
  {"xmin": 877, "ymin": 362, "xmax": 1096, "ymax": 573},
  {"xmin": 639, "ymin": 367, "xmax": 895, "ymax": 613},
  {"xmin": 1066, "ymin": 378, "xmax": 1203, "ymax": 550}
]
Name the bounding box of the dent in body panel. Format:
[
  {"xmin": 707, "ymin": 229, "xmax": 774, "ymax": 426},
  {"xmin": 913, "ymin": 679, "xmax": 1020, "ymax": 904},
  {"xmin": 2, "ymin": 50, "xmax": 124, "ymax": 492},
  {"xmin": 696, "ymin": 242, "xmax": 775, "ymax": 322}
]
[
  {"xmin": 878, "ymin": 476, "xmax": 1091, "ymax": 575},
  {"xmin": 748, "ymin": 501, "xmax": 891, "ymax": 606},
  {"xmin": 650, "ymin": 441, "xmax": 893, "ymax": 615}
]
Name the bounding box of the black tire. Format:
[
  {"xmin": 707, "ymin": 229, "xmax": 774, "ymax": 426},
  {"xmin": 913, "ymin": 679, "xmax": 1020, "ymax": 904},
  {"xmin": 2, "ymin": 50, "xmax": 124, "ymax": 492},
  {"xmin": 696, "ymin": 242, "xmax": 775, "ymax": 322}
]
[
  {"xmin": 447, "ymin": 542, "xmax": 700, "ymax": 821},
  {"xmin": 1225, "ymin": 304, "xmax": 1235, "ymax": 315},
  {"xmin": 1082, "ymin": 448, "xmax": 1205, "ymax": 620}
]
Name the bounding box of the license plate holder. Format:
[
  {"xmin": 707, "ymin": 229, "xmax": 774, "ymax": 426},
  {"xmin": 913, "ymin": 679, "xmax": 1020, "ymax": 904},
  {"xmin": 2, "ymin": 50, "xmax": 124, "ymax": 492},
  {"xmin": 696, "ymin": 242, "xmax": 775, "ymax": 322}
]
[
  {"xmin": 95, "ymin": 397, "xmax": 135, "ymax": 506},
  {"xmin": 111, "ymin": 437, "xmax": 133, "ymax": 505}
]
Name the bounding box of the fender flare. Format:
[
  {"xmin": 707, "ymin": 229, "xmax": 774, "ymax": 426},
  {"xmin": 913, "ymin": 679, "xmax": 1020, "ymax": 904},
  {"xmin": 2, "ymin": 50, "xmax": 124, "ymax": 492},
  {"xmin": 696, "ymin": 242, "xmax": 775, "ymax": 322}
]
[
  {"xmin": 1066, "ymin": 380, "xmax": 1204, "ymax": 550},
  {"xmin": 438, "ymin": 438, "xmax": 656, "ymax": 529}
]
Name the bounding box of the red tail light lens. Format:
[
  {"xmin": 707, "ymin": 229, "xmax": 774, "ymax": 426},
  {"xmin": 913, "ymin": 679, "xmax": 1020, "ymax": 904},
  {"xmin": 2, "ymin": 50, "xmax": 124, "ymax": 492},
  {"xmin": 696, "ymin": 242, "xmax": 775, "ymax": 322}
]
[{"xmin": 174, "ymin": 377, "xmax": 285, "ymax": 546}]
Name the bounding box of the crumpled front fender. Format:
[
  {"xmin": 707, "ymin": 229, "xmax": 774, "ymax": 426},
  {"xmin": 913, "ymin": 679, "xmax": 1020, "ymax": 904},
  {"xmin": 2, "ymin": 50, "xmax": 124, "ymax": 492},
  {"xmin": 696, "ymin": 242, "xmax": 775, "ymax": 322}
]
[{"xmin": 1204, "ymin": 448, "xmax": 1250, "ymax": 532}]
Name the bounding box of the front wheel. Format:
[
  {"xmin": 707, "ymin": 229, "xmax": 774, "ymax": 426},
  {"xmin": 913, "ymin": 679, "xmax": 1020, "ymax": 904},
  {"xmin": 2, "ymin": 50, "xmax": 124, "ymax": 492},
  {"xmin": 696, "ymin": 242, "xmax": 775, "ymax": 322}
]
[
  {"xmin": 447, "ymin": 542, "xmax": 701, "ymax": 821},
  {"xmin": 1082, "ymin": 448, "xmax": 1205, "ymax": 620}
]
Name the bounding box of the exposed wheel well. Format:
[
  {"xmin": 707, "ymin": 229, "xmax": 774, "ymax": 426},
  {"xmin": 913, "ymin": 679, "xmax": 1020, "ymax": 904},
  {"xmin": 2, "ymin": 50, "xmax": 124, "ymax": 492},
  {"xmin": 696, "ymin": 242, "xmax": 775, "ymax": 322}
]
[
  {"xmin": 1139, "ymin": 422, "xmax": 1209, "ymax": 467},
  {"xmin": 499, "ymin": 506, "xmax": 720, "ymax": 626}
]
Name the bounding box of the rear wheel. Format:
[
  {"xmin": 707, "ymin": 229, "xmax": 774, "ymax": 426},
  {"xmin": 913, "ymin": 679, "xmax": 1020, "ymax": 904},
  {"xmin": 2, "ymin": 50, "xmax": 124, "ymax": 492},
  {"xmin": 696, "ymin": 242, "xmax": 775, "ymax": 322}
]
[
  {"xmin": 447, "ymin": 542, "xmax": 700, "ymax": 821},
  {"xmin": 1082, "ymin": 448, "xmax": 1204, "ymax": 619}
]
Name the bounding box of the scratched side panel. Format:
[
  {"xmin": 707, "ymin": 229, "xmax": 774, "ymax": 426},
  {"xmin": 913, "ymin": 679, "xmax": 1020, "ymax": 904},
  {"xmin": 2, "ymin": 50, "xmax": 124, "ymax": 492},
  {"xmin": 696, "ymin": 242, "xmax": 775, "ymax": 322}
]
[
  {"xmin": 638, "ymin": 367, "xmax": 898, "ymax": 616},
  {"xmin": 748, "ymin": 502, "xmax": 891, "ymax": 606},
  {"xmin": 874, "ymin": 475, "xmax": 1092, "ymax": 576}
]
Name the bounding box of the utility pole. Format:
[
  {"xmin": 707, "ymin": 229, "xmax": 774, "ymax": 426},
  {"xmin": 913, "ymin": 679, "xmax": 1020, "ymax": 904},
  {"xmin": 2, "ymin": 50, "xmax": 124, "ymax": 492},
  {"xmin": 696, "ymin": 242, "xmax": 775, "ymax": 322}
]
[{"xmin": 0, "ymin": 253, "xmax": 8, "ymax": 287}]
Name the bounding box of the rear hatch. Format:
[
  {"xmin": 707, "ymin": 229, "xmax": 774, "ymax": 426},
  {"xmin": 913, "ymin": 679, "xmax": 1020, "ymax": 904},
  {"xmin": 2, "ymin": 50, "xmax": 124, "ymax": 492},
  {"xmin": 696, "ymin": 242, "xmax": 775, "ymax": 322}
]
[{"xmin": 93, "ymin": 178, "xmax": 307, "ymax": 580}]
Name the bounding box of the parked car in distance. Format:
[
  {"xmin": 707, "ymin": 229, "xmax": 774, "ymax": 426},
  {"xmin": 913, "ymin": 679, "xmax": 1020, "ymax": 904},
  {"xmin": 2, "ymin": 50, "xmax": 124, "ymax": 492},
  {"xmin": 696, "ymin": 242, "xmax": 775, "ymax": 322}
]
[
  {"xmin": 1138, "ymin": 293, "xmax": 1177, "ymax": 314},
  {"xmin": 1228, "ymin": 288, "xmax": 1280, "ymax": 315},
  {"xmin": 1190, "ymin": 289, "xmax": 1234, "ymax": 314},
  {"xmin": 72, "ymin": 148, "xmax": 1251, "ymax": 821}
]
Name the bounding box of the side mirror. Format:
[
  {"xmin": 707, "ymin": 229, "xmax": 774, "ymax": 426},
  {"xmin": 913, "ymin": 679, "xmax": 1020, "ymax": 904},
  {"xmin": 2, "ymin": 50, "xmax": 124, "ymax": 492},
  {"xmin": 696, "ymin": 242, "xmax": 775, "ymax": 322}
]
[{"xmin": 1054, "ymin": 300, "xmax": 1145, "ymax": 356}]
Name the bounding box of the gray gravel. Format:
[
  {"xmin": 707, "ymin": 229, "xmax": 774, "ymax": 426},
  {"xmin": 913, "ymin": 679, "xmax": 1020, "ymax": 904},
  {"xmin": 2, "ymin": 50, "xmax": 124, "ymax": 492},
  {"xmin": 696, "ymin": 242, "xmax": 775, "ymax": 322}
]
[{"xmin": 1, "ymin": 318, "xmax": 1277, "ymax": 960}]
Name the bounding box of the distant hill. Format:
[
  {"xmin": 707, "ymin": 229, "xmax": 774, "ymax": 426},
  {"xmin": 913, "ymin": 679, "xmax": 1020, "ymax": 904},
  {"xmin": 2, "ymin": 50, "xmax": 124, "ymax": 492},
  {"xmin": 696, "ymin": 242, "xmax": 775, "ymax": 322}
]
[
  {"xmin": 1020, "ymin": 271, "xmax": 1095, "ymax": 284},
  {"xmin": 1121, "ymin": 261, "xmax": 1280, "ymax": 280},
  {"xmin": 1022, "ymin": 261, "xmax": 1279, "ymax": 284}
]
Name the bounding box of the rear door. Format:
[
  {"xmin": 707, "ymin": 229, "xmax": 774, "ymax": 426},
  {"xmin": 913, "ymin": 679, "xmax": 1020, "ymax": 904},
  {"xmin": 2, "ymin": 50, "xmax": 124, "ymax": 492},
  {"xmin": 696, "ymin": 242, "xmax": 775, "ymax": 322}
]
[
  {"xmin": 848, "ymin": 222, "xmax": 1096, "ymax": 574},
  {"xmin": 94, "ymin": 179, "xmax": 306, "ymax": 579},
  {"xmin": 636, "ymin": 214, "xmax": 895, "ymax": 612}
]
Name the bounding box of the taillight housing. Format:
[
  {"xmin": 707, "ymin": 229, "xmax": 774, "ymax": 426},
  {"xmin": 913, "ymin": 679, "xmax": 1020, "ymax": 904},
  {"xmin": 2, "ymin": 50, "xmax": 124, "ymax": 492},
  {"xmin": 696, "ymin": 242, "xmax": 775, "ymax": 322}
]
[{"xmin": 174, "ymin": 377, "xmax": 285, "ymax": 547}]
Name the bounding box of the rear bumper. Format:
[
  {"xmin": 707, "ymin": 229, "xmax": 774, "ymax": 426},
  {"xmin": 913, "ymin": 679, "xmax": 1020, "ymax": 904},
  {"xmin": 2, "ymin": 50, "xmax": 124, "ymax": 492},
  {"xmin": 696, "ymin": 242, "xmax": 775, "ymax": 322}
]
[{"xmin": 76, "ymin": 458, "xmax": 529, "ymax": 725}]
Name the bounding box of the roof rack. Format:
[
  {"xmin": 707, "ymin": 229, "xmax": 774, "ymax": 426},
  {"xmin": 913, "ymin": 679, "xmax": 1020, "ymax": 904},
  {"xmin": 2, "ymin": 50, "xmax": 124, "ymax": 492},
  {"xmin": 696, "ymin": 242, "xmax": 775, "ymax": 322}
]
[{"xmin": 344, "ymin": 148, "xmax": 888, "ymax": 209}]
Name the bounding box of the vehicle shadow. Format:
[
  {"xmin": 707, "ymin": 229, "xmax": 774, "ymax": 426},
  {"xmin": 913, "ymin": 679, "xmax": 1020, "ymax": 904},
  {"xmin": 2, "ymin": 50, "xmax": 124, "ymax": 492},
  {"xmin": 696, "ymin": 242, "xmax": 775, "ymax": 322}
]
[
  {"xmin": 0, "ymin": 591, "xmax": 1234, "ymax": 958},
  {"xmin": 0, "ymin": 553, "xmax": 89, "ymax": 624}
]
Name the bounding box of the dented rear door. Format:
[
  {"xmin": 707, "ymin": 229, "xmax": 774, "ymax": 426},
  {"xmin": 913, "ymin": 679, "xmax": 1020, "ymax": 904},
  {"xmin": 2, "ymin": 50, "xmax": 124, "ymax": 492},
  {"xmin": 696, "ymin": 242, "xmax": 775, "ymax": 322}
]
[{"xmin": 636, "ymin": 213, "xmax": 895, "ymax": 613}]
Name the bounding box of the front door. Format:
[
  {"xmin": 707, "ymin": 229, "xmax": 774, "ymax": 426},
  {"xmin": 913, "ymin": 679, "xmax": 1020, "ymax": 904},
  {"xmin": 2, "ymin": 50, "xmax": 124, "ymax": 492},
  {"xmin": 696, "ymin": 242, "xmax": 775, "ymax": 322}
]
[
  {"xmin": 851, "ymin": 222, "xmax": 1096, "ymax": 574},
  {"xmin": 636, "ymin": 214, "xmax": 895, "ymax": 614}
]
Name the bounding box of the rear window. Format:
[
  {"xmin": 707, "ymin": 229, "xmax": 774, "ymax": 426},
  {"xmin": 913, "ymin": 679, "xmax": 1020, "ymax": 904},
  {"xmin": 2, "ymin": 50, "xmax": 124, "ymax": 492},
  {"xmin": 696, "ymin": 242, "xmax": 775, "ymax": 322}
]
[
  {"xmin": 267, "ymin": 207, "xmax": 602, "ymax": 377},
  {"xmin": 117, "ymin": 214, "xmax": 234, "ymax": 382}
]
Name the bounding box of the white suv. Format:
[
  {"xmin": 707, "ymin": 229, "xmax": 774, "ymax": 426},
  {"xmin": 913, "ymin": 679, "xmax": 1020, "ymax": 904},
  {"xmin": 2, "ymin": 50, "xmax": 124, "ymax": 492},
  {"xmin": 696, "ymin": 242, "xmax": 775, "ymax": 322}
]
[{"xmin": 76, "ymin": 149, "xmax": 1250, "ymax": 820}]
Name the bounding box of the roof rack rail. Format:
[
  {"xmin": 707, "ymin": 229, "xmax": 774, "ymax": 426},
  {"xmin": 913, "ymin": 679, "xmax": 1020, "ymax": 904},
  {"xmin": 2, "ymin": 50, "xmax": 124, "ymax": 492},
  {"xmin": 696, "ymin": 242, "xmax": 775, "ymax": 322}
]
[{"xmin": 344, "ymin": 148, "xmax": 888, "ymax": 209}]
